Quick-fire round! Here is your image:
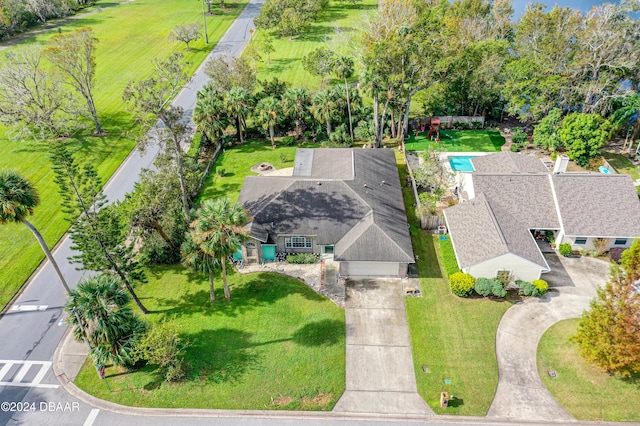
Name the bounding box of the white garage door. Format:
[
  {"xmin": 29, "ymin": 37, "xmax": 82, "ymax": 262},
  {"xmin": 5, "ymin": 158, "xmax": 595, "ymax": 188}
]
[{"xmin": 347, "ymin": 262, "xmax": 399, "ymax": 277}]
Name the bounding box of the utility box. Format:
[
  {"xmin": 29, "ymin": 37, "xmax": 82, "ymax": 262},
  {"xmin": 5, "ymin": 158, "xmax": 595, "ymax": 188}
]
[{"xmin": 440, "ymin": 392, "xmax": 449, "ymax": 408}]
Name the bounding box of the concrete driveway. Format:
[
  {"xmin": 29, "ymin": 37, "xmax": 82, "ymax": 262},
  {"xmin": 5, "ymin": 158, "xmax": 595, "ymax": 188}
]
[
  {"xmin": 487, "ymin": 255, "xmax": 610, "ymax": 421},
  {"xmin": 333, "ymin": 278, "xmax": 432, "ymax": 415}
]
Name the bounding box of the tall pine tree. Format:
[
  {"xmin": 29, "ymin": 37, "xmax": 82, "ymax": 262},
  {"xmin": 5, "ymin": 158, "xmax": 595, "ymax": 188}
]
[{"xmin": 50, "ymin": 143, "xmax": 149, "ymax": 314}]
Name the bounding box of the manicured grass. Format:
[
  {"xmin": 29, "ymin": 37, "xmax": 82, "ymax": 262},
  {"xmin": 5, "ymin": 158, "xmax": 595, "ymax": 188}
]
[
  {"xmin": 198, "ymin": 140, "xmax": 317, "ymax": 203},
  {"xmin": 438, "ymin": 236, "xmax": 459, "ymax": 276},
  {"xmin": 250, "ymin": 0, "xmax": 377, "ymax": 90},
  {"xmin": 537, "ymin": 319, "xmax": 640, "ymax": 422},
  {"xmin": 0, "ymin": 0, "xmax": 248, "ymax": 310},
  {"xmin": 603, "ymin": 151, "xmax": 640, "ymax": 181},
  {"xmin": 404, "ymin": 130, "xmax": 505, "ymax": 152},
  {"xmin": 397, "ymin": 153, "xmax": 510, "ymax": 415},
  {"xmin": 75, "ymin": 265, "xmax": 346, "ymax": 410}
]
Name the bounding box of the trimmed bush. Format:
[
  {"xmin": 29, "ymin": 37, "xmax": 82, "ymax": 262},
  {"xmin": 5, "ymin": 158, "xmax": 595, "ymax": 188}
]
[
  {"xmin": 449, "ymin": 271, "xmax": 475, "ymax": 297},
  {"xmin": 491, "ymin": 281, "xmax": 507, "ymax": 298},
  {"xmin": 518, "ymin": 281, "xmax": 537, "ymax": 296},
  {"xmin": 439, "ymin": 237, "xmax": 460, "ymax": 276},
  {"xmin": 559, "ymin": 243, "xmax": 572, "ymax": 257},
  {"xmin": 532, "ymin": 279, "xmax": 549, "ymax": 295},
  {"xmin": 509, "ymin": 143, "xmax": 520, "ymax": 152},
  {"xmin": 475, "ymin": 278, "xmax": 494, "ymax": 297},
  {"xmin": 286, "ymin": 253, "xmax": 317, "ymax": 264}
]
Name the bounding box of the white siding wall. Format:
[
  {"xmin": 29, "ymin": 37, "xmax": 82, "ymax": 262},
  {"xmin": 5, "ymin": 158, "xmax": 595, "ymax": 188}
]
[
  {"xmin": 463, "ymin": 253, "xmax": 543, "ymax": 282},
  {"xmin": 558, "ymin": 236, "xmax": 633, "ymax": 251}
]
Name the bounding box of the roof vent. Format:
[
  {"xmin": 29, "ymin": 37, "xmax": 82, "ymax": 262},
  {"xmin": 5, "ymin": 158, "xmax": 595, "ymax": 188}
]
[
  {"xmin": 363, "ymin": 183, "xmax": 368, "ymax": 188},
  {"xmin": 380, "ymin": 180, "xmax": 386, "ymax": 185},
  {"xmin": 316, "ymin": 181, "xmax": 322, "ymax": 185}
]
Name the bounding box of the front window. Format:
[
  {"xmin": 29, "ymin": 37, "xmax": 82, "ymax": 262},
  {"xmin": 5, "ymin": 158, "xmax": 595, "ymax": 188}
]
[
  {"xmin": 574, "ymin": 238, "xmax": 587, "ymax": 245},
  {"xmin": 285, "ymin": 236, "xmax": 312, "ymax": 249},
  {"xmin": 614, "ymin": 239, "xmax": 628, "ymax": 246}
]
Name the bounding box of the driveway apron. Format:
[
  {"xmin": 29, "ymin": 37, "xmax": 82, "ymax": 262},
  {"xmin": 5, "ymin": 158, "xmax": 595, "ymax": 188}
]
[
  {"xmin": 333, "ymin": 278, "xmax": 433, "ymax": 415},
  {"xmin": 487, "ymin": 255, "xmax": 610, "ymax": 421}
]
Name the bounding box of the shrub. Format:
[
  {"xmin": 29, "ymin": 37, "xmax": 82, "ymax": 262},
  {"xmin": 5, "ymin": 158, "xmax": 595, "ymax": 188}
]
[
  {"xmin": 532, "ymin": 279, "xmax": 548, "ymax": 295},
  {"xmin": 517, "ymin": 280, "xmax": 537, "ymax": 296},
  {"xmin": 286, "ymin": 253, "xmax": 317, "ymax": 264},
  {"xmin": 439, "ymin": 237, "xmax": 460, "ymax": 275},
  {"xmin": 510, "ymin": 143, "xmax": 520, "ymax": 152},
  {"xmin": 449, "ymin": 271, "xmax": 475, "ymax": 297},
  {"xmin": 133, "ymin": 321, "xmax": 188, "ymax": 382},
  {"xmin": 491, "ymin": 281, "xmax": 507, "ymax": 298},
  {"xmin": 281, "ymin": 135, "xmax": 295, "ymax": 146},
  {"xmin": 559, "ymin": 243, "xmax": 572, "ymax": 257},
  {"xmin": 475, "ymin": 278, "xmax": 494, "ymax": 297},
  {"xmin": 511, "ymin": 127, "xmax": 528, "ymax": 145}
]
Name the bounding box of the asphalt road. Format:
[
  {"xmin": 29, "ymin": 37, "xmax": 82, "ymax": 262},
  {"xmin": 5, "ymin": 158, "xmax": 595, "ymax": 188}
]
[{"xmin": 0, "ymin": 1, "xmax": 263, "ymax": 424}]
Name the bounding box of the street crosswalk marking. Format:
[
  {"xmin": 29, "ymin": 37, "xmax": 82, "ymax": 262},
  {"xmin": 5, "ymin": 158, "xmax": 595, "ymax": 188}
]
[
  {"xmin": 10, "ymin": 305, "xmax": 48, "ymax": 312},
  {"xmin": 0, "ymin": 360, "xmax": 59, "ymax": 389}
]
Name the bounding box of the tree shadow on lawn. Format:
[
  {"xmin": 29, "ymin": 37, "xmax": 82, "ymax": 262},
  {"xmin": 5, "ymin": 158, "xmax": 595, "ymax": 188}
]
[
  {"xmin": 488, "ymin": 130, "xmax": 506, "ymax": 150},
  {"xmin": 261, "ymin": 58, "xmax": 298, "ymax": 75},
  {"xmin": 185, "ymin": 327, "xmax": 258, "ymax": 384},
  {"xmin": 151, "ymin": 271, "xmax": 328, "ymax": 318}
]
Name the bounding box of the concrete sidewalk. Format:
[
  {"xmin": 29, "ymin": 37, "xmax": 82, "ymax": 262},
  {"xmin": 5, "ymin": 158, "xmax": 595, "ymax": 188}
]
[{"xmin": 333, "ymin": 278, "xmax": 432, "ymax": 415}]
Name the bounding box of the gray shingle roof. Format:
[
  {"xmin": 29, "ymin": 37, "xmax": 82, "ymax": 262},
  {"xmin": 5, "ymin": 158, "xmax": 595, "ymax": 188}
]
[
  {"xmin": 552, "ymin": 174, "xmax": 640, "ymax": 237},
  {"xmin": 443, "ymin": 193, "xmax": 548, "ymax": 270},
  {"xmin": 238, "ymin": 148, "xmax": 414, "ymax": 263},
  {"xmin": 472, "ymin": 174, "xmax": 560, "ymax": 229},
  {"xmin": 471, "ymin": 152, "xmax": 549, "ymax": 173}
]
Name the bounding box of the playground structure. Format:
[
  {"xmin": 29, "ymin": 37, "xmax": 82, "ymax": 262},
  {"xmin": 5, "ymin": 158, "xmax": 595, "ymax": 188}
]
[{"xmin": 428, "ymin": 117, "xmax": 441, "ymax": 141}]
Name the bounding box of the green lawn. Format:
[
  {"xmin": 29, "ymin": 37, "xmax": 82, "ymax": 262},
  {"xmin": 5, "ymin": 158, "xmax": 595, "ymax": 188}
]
[
  {"xmin": 603, "ymin": 151, "xmax": 640, "ymax": 181},
  {"xmin": 198, "ymin": 140, "xmax": 317, "ymax": 203},
  {"xmin": 0, "ymin": 0, "xmax": 248, "ymax": 310},
  {"xmin": 75, "ymin": 266, "xmax": 346, "ymax": 410},
  {"xmin": 250, "ymin": 0, "xmax": 377, "ymax": 90},
  {"xmin": 538, "ymin": 319, "xmax": 640, "ymax": 422},
  {"xmin": 396, "ymin": 153, "xmax": 510, "ymax": 416},
  {"xmin": 404, "ymin": 130, "xmax": 505, "ymax": 152}
]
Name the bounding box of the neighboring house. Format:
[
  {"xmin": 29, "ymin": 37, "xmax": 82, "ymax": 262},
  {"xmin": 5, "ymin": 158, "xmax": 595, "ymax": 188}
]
[
  {"xmin": 237, "ymin": 148, "xmax": 414, "ymax": 277},
  {"xmin": 443, "ymin": 152, "xmax": 640, "ymax": 282}
]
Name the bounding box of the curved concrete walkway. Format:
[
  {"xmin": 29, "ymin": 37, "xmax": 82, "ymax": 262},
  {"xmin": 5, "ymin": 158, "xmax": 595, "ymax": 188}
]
[{"xmin": 487, "ymin": 255, "xmax": 611, "ymax": 421}]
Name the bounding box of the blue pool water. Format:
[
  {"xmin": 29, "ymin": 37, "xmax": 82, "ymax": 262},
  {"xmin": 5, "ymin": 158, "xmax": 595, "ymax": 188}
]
[{"xmin": 449, "ymin": 156, "xmax": 476, "ymax": 172}]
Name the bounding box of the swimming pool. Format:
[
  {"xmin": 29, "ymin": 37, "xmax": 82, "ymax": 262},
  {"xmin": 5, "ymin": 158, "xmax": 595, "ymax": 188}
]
[{"xmin": 449, "ymin": 156, "xmax": 476, "ymax": 172}]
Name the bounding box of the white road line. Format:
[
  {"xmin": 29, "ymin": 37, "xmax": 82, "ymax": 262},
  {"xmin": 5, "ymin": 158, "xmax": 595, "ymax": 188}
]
[
  {"xmin": 10, "ymin": 305, "xmax": 48, "ymax": 312},
  {"xmin": 0, "ymin": 363, "xmax": 11, "ymax": 381},
  {"xmin": 0, "ymin": 382, "xmax": 59, "ymax": 388},
  {"xmin": 13, "ymin": 362, "xmax": 32, "ymax": 382},
  {"xmin": 83, "ymin": 409, "xmax": 100, "ymax": 426},
  {"xmin": 31, "ymin": 362, "xmax": 51, "ymax": 385}
]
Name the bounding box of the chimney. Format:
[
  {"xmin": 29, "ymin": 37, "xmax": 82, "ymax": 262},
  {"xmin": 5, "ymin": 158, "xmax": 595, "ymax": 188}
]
[{"xmin": 553, "ymin": 154, "xmax": 569, "ymax": 174}]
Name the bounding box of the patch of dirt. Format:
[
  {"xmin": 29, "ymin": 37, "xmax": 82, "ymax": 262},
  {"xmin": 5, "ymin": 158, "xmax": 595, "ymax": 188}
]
[
  {"xmin": 301, "ymin": 392, "xmax": 332, "ymax": 408},
  {"xmin": 270, "ymin": 395, "xmax": 293, "ymax": 406}
]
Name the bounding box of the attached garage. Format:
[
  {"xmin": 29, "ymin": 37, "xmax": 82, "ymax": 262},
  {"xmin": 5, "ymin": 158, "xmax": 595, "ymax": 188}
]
[{"xmin": 344, "ymin": 261, "xmax": 403, "ymax": 277}]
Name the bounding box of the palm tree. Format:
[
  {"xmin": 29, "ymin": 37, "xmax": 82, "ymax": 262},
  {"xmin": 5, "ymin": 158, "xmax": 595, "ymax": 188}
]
[
  {"xmin": 255, "ymin": 96, "xmax": 281, "ymax": 148},
  {"xmin": 190, "ymin": 198, "xmax": 249, "ymax": 300},
  {"xmin": 333, "ymin": 56, "xmax": 355, "ymax": 143},
  {"xmin": 283, "ymin": 87, "xmax": 311, "ymax": 138},
  {"xmin": 181, "ymin": 234, "xmax": 220, "ymax": 302},
  {"xmin": 0, "ymin": 169, "xmax": 70, "ymax": 294},
  {"xmin": 224, "ymin": 87, "xmax": 253, "ymax": 144},
  {"xmin": 193, "ymin": 84, "xmax": 230, "ymax": 144},
  {"xmin": 65, "ymin": 274, "xmax": 145, "ymax": 367},
  {"xmin": 311, "ymin": 89, "xmax": 338, "ymax": 138}
]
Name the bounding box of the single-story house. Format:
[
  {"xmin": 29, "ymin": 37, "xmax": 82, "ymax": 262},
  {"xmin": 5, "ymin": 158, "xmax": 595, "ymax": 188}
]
[
  {"xmin": 237, "ymin": 148, "xmax": 414, "ymax": 277},
  {"xmin": 443, "ymin": 152, "xmax": 640, "ymax": 282}
]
